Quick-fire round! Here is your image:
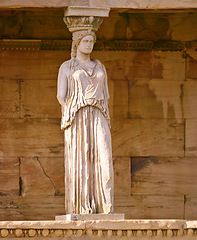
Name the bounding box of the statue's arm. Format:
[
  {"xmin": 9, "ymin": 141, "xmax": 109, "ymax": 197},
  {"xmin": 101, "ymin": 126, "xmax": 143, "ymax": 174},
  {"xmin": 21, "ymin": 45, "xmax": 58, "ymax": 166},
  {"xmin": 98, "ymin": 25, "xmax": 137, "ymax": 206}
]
[
  {"xmin": 101, "ymin": 62, "xmax": 110, "ymax": 101},
  {"xmin": 57, "ymin": 62, "xmax": 68, "ymax": 107},
  {"xmin": 96, "ymin": 59, "xmax": 109, "ymax": 100}
]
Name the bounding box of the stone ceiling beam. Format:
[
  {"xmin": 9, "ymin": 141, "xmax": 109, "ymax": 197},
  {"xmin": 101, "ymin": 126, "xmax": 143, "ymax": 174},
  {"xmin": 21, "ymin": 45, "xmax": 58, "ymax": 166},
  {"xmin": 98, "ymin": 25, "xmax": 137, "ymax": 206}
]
[{"xmin": 0, "ymin": 0, "xmax": 197, "ymax": 10}]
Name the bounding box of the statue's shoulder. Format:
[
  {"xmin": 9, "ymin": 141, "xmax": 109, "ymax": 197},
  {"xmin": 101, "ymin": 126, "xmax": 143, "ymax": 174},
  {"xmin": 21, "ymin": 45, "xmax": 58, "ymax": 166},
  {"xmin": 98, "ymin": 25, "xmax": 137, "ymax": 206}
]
[
  {"xmin": 94, "ymin": 59, "xmax": 106, "ymax": 71},
  {"xmin": 59, "ymin": 59, "xmax": 73, "ymax": 70}
]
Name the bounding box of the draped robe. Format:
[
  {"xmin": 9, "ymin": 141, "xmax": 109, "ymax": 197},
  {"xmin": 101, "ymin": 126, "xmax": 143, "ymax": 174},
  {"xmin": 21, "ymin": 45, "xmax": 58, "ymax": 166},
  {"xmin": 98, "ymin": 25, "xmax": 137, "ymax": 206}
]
[{"xmin": 57, "ymin": 59, "xmax": 113, "ymax": 214}]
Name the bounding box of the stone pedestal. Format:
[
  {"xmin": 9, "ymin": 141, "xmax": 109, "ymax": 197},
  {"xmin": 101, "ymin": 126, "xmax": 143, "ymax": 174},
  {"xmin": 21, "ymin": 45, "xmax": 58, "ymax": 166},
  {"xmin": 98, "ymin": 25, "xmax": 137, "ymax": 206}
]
[{"xmin": 55, "ymin": 213, "xmax": 125, "ymax": 221}]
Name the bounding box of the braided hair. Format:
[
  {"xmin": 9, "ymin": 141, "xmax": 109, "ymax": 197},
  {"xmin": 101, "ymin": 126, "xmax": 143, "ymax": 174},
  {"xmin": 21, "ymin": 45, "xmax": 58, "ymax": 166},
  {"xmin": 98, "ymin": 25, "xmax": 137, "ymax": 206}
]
[{"xmin": 71, "ymin": 30, "xmax": 96, "ymax": 58}]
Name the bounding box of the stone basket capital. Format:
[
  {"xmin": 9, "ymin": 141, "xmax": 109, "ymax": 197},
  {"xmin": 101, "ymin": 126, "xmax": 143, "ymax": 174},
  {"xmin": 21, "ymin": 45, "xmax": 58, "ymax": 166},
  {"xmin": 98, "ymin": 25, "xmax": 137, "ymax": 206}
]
[{"xmin": 63, "ymin": 6, "xmax": 110, "ymax": 32}]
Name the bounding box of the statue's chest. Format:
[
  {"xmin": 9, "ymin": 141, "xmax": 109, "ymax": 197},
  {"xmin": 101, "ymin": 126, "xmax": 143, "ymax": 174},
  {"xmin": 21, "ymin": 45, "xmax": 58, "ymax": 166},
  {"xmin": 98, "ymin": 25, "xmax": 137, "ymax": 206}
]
[{"xmin": 73, "ymin": 68, "xmax": 105, "ymax": 91}]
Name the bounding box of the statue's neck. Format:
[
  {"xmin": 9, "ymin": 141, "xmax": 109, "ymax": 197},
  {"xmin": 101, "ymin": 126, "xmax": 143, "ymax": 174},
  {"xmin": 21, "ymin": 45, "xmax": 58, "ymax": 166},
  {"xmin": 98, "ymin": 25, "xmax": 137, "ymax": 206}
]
[{"xmin": 76, "ymin": 51, "xmax": 91, "ymax": 63}]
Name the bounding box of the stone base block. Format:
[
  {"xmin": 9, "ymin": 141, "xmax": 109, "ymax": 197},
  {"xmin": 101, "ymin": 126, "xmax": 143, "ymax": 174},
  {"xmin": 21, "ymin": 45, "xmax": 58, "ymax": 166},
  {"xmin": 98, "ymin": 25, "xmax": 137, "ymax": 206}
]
[
  {"xmin": 55, "ymin": 213, "xmax": 125, "ymax": 221},
  {"xmin": 1, "ymin": 219, "xmax": 197, "ymax": 239}
]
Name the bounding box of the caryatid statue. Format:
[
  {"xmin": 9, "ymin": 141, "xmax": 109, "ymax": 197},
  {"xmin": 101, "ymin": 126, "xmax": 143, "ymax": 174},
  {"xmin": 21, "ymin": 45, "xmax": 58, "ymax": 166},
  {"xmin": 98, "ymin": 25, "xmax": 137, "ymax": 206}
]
[{"xmin": 57, "ymin": 8, "xmax": 113, "ymax": 214}]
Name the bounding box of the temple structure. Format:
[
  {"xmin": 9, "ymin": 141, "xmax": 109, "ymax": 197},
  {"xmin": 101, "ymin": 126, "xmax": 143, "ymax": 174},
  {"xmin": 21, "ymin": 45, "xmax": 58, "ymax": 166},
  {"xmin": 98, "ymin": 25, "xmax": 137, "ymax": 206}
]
[{"xmin": 0, "ymin": 0, "xmax": 197, "ymax": 239}]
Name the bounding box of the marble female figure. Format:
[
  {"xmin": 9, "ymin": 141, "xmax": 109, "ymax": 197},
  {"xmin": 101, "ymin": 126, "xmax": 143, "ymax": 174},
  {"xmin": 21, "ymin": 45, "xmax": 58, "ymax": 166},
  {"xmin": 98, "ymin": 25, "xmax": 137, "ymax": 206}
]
[{"xmin": 57, "ymin": 30, "xmax": 113, "ymax": 214}]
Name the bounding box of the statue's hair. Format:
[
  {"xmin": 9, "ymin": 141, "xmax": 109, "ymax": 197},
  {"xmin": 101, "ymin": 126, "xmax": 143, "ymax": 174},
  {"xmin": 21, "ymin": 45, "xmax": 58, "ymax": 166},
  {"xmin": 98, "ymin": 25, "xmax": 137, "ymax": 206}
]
[{"xmin": 71, "ymin": 30, "xmax": 96, "ymax": 58}]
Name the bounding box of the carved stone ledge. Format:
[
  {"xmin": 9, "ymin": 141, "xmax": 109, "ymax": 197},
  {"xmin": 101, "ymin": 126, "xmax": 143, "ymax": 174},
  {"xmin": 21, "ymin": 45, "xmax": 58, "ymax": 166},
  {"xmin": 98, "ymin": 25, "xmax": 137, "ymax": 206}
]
[
  {"xmin": 40, "ymin": 40, "xmax": 71, "ymax": 51},
  {"xmin": 0, "ymin": 40, "xmax": 196, "ymax": 52},
  {"xmin": 100, "ymin": 40, "xmax": 153, "ymax": 51},
  {"xmin": 0, "ymin": 220, "xmax": 197, "ymax": 238},
  {"xmin": 154, "ymin": 41, "xmax": 188, "ymax": 51},
  {"xmin": 0, "ymin": 227, "xmax": 196, "ymax": 238},
  {"xmin": 0, "ymin": 40, "xmax": 41, "ymax": 51}
]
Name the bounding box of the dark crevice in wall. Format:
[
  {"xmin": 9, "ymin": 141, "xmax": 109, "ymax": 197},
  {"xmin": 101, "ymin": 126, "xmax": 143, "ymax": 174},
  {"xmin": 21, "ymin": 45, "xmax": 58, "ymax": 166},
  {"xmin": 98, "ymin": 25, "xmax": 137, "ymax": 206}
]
[
  {"xmin": 182, "ymin": 49, "xmax": 187, "ymax": 157},
  {"xmin": 34, "ymin": 156, "xmax": 60, "ymax": 196},
  {"xmin": 130, "ymin": 157, "xmax": 133, "ymax": 196},
  {"xmin": 184, "ymin": 119, "xmax": 186, "ymax": 157},
  {"xmin": 183, "ymin": 194, "xmax": 187, "ymax": 219},
  {"xmin": 16, "ymin": 79, "xmax": 22, "ymax": 119},
  {"xmin": 180, "ymin": 83, "xmax": 184, "ymax": 120},
  {"xmin": 127, "ymin": 78, "xmax": 130, "ymax": 118},
  {"xmin": 184, "ymin": 48, "xmax": 188, "ymax": 82},
  {"xmin": 18, "ymin": 157, "xmax": 22, "ymax": 196}
]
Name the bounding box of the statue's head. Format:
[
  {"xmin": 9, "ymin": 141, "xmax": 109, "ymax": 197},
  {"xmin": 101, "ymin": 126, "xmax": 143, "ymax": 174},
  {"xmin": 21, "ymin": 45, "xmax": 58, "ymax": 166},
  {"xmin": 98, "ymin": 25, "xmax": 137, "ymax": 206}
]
[{"xmin": 71, "ymin": 30, "xmax": 96, "ymax": 58}]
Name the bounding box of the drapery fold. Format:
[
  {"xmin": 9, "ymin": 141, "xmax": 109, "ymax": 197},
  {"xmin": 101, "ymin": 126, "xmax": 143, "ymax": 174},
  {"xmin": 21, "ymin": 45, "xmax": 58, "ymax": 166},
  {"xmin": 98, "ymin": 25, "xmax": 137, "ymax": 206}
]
[{"xmin": 64, "ymin": 106, "xmax": 113, "ymax": 214}]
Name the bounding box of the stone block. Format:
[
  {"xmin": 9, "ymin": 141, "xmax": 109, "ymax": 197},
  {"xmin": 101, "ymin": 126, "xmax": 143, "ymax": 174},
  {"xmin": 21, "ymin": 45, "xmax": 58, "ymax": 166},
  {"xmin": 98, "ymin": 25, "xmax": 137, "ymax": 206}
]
[
  {"xmin": 150, "ymin": 51, "xmax": 185, "ymax": 81},
  {"xmin": 111, "ymin": 119, "xmax": 184, "ymax": 157},
  {"xmin": 131, "ymin": 157, "xmax": 197, "ymax": 196},
  {"xmin": 0, "ymin": 219, "xmax": 86, "ymax": 229},
  {"xmin": 0, "ymin": 118, "xmax": 64, "ymax": 157},
  {"xmin": 64, "ymin": 6, "xmax": 110, "ymax": 17},
  {"xmin": 0, "ymin": 157, "xmax": 19, "ymax": 196},
  {"xmin": 21, "ymin": 79, "xmax": 61, "ymax": 118},
  {"xmin": 92, "ymin": 51, "xmax": 137, "ymax": 65},
  {"xmin": 92, "ymin": 51, "xmax": 152, "ymax": 80},
  {"xmin": 184, "ymin": 219, "xmax": 197, "ymax": 228},
  {"xmin": 108, "ymin": 80, "xmax": 128, "ymax": 119},
  {"xmin": 0, "ymin": 51, "xmax": 69, "ymax": 81},
  {"xmin": 94, "ymin": 51, "xmax": 185, "ymax": 82},
  {"xmin": 114, "ymin": 195, "xmax": 183, "ymax": 219},
  {"xmin": 129, "ymin": 79, "xmax": 184, "ymax": 119},
  {"xmin": 171, "ymin": 13, "xmax": 197, "ymax": 41},
  {"xmin": 0, "ymin": 51, "xmax": 28, "ymax": 80},
  {"xmin": 0, "ymin": 11, "xmax": 23, "ymax": 39},
  {"xmin": 186, "ymin": 50, "xmax": 197, "ymax": 80},
  {"xmin": 109, "ymin": 105, "xmax": 128, "ymax": 120},
  {"xmin": 113, "ymin": 157, "xmax": 131, "ymax": 196},
  {"xmin": 22, "ymin": 10, "xmax": 70, "ymax": 39},
  {"xmin": 185, "ymin": 196, "xmax": 197, "ymax": 220},
  {"xmin": 99, "ymin": 52, "xmax": 152, "ymax": 80},
  {"xmin": 185, "ymin": 120, "xmax": 197, "ymax": 156},
  {"xmin": 0, "ymin": 196, "xmax": 65, "ymax": 221},
  {"xmin": 183, "ymin": 80, "xmax": 197, "ymax": 119},
  {"xmin": 86, "ymin": 219, "xmax": 185, "ymax": 230},
  {"xmin": 55, "ymin": 213, "xmax": 124, "ymax": 221},
  {"xmin": 20, "ymin": 157, "xmax": 64, "ymax": 196},
  {"xmin": 0, "ymin": 79, "xmax": 19, "ymax": 118},
  {"xmin": 110, "ymin": 53, "xmax": 152, "ymax": 80}
]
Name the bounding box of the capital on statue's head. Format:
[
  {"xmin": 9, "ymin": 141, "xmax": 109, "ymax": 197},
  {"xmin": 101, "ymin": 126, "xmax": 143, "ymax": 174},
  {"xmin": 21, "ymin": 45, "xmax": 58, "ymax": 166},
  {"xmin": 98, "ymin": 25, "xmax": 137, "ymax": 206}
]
[
  {"xmin": 63, "ymin": 6, "xmax": 110, "ymax": 33},
  {"xmin": 63, "ymin": 16, "xmax": 103, "ymax": 33}
]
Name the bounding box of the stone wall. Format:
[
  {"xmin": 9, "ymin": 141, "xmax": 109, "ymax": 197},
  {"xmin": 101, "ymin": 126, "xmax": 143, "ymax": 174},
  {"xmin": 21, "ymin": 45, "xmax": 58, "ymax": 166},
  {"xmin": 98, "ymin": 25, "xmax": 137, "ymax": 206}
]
[{"xmin": 0, "ymin": 9, "xmax": 197, "ymax": 220}]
